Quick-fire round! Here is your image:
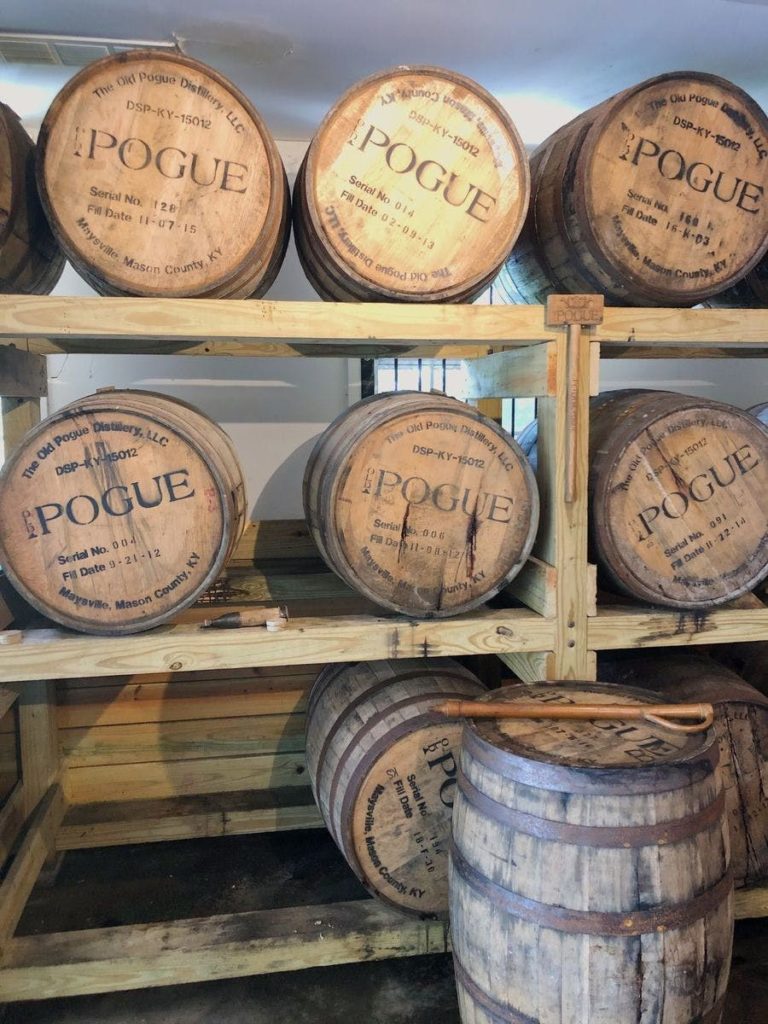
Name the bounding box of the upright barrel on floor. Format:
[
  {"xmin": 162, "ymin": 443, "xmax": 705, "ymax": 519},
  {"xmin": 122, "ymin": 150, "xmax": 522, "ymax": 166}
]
[
  {"xmin": 600, "ymin": 652, "xmax": 768, "ymax": 889},
  {"xmin": 498, "ymin": 71, "xmax": 768, "ymax": 307},
  {"xmin": 0, "ymin": 102, "xmax": 64, "ymax": 295},
  {"xmin": 305, "ymin": 658, "xmax": 485, "ymax": 918},
  {"xmin": 293, "ymin": 65, "xmax": 530, "ymax": 302},
  {"xmin": 303, "ymin": 391, "xmax": 539, "ymax": 617},
  {"xmin": 36, "ymin": 49, "xmax": 289, "ymax": 298},
  {"xmin": 0, "ymin": 389, "xmax": 246, "ymax": 634},
  {"xmin": 450, "ymin": 682, "xmax": 733, "ymax": 1024}
]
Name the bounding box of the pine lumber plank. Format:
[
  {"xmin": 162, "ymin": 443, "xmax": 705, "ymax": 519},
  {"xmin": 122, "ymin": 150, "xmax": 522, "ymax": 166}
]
[
  {"xmin": 64, "ymin": 750, "xmax": 309, "ymax": 805},
  {"xmin": 734, "ymin": 887, "xmax": 768, "ymax": 920},
  {"xmin": 498, "ymin": 651, "xmax": 556, "ymax": 682},
  {"xmin": 3, "ymin": 300, "xmax": 768, "ymax": 355},
  {"xmin": 56, "ymin": 788, "xmax": 322, "ymax": 849},
  {"xmin": 0, "ymin": 296, "xmax": 554, "ymax": 356},
  {"xmin": 0, "ymin": 785, "xmax": 64, "ymax": 951},
  {"xmin": 0, "ymin": 899, "xmax": 449, "ymax": 1001},
  {"xmin": 504, "ymin": 557, "xmax": 557, "ymax": 617},
  {"xmin": 0, "ymin": 609, "xmax": 555, "ymax": 682},
  {"xmin": 588, "ymin": 605, "xmax": 768, "ymax": 649},
  {"xmin": 60, "ymin": 713, "xmax": 306, "ymax": 768},
  {"xmin": 56, "ymin": 679, "xmax": 311, "ymax": 729},
  {"xmin": 8, "ymin": 681, "xmax": 58, "ymax": 818},
  {"xmin": 230, "ymin": 520, "xmax": 320, "ymax": 563},
  {"xmin": 1, "ymin": 398, "xmax": 41, "ymax": 455},
  {"xmin": 463, "ymin": 342, "xmax": 557, "ymax": 399},
  {"xmin": 535, "ymin": 327, "xmax": 591, "ymax": 677}
]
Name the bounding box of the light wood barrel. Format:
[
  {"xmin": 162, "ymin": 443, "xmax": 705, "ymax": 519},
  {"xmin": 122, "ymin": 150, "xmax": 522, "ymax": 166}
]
[
  {"xmin": 498, "ymin": 71, "xmax": 768, "ymax": 307},
  {"xmin": 519, "ymin": 390, "xmax": 768, "ymax": 607},
  {"xmin": 451, "ymin": 681, "xmax": 733, "ymax": 1024},
  {"xmin": 592, "ymin": 390, "xmax": 768, "ymax": 606},
  {"xmin": 0, "ymin": 389, "xmax": 246, "ymax": 634},
  {"xmin": 36, "ymin": 49, "xmax": 289, "ymax": 298},
  {"xmin": 305, "ymin": 658, "xmax": 485, "ymax": 918},
  {"xmin": 599, "ymin": 652, "xmax": 768, "ymax": 889},
  {"xmin": 293, "ymin": 65, "xmax": 530, "ymax": 303},
  {"xmin": 0, "ymin": 102, "xmax": 65, "ymax": 295},
  {"xmin": 303, "ymin": 391, "xmax": 539, "ymax": 617}
]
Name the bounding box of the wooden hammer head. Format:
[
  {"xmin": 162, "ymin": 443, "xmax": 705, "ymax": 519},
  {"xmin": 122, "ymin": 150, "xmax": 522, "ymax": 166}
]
[{"xmin": 546, "ymin": 294, "xmax": 604, "ymax": 327}]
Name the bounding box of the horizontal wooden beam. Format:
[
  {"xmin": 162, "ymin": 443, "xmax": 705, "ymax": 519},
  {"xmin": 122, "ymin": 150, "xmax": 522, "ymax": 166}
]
[
  {"xmin": 0, "ymin": 348, "xmax": 46, "ymax": 398},
  {"xmin": 734, "ymin": 887, "xmax": 768, "ymax": 920},
  {"xmin": 57, "ymin": 788, "xmax": 322, "ymax": 850},
  {"xmin": 588, "ymin": 605, "xmax": 768, "ymax": 650},
  {"xmin": 463, "ymin": 342, "xmax": 556, "ymax": 399},
  {"xmin": 0, "ymin": 297, "xmax": 555, "ymax": 356},
  {"xmin": 0, "ymin": 609, "xmax": 555, "ymax": 683},
  {"xmin": 0, "ymin": 898, "xmax": 448, "ymax": 1001},
  {"xmin": 2, "ymin": 299, "xmax": 768, "ymax": 358}
]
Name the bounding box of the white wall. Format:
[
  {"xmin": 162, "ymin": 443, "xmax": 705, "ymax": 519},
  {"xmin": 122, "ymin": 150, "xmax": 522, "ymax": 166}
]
[{"xmin": 46, "ymin": 144, "xmax": 354, "ymax": 522}]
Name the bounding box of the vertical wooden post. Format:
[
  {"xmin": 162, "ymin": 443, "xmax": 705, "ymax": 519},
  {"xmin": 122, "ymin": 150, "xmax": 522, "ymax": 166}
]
[
  {"xmin": 537, "ymin": 297, "xmax": 603, "ymax": 680},
  {"xmin": 0, "ymin": 351, "xmax": 59, "ymax": 824}
]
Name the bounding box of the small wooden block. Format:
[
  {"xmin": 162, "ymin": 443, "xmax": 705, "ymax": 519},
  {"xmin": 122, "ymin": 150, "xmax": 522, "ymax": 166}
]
[
  {"xmin": 0, "ymin": 631, "xmax": 22, "ymax": 646},
  {"xmin": 545, "ymin": 294, "xmax": 605, "ymax": 327}
]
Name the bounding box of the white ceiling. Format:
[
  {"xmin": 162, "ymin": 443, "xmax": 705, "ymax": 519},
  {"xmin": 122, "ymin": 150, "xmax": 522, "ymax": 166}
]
[{"xmin": 1, "ymin": 0, "xmax": 768, "ymax": 143}]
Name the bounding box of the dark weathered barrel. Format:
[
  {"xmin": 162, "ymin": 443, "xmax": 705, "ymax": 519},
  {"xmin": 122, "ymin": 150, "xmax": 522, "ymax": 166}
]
[
  {"xmin": 293, "ymin": 65, "xmax": 530, "ymax": 303},
  {"xmin": 36, "ymin": 49, "xmax": 289, "ymax": 298},
  {"xmin": 305, "ymin": 658, "xmax": 485, "ymax": 917},
  {"xmin": 498, "ymin": 71, "xmax": 768, "ymax": 307},
  {"xmin": 600, "ymin": 652, "xmax": 768, "ymax": 888},
  {"xmin": 518, "ymin": 389, "xmax": 768, "ymax": 607},
  {"xmin": 303, "ymin": 391, "xmax": 539, "ymax": 617},
  {"xmin": 450, "ymin": 682, "xmax": 733, "ymax": 1024},
  {"xmin": 0, "ymin": 102, "xmax": 64, "ymax": 295},
  {"xmin": 0, "ymin": 389, "xmax": 246, "ymax": 634}
]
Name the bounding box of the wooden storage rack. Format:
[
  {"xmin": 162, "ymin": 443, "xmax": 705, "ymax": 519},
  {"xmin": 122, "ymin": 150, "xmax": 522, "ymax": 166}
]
[{"xmin": 0, "ymin": 296, "xmax": 767, "ymax": 1000}]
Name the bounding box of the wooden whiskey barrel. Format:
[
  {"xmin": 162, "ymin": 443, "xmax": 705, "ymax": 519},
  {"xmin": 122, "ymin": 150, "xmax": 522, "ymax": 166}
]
[
  {"xmin": 293, "ymin": 65, "xmax": 530, "ymax": 303},
  {"xmin": 599, "ymin": 652, "xmax": 768, "ymax": 889},
  {"xmin": 591, "ymin": 389, "xmax": 768, "ymax": 606},
  {"xmin": 518, "ymin": 390, "xmax": 768, "ymax": 607},
  {"xmin": 0, "ymin": 389, "xmax": 246, "ymax": 634},
  {"xmin": 499, "ymin": 71, "xmax": 768, "ymax": 307},
  {"xmin": 305, "ymin": 658, "xmax": 485, "ymax": 918},
  {"xmin": 303, "ymin": 391, "xmax": 539, "ymax": 617},
  {"xmin": 36, "ymin": 49, "xmax": 289, "ymax": 299},
  {"xmin": 0, "ymin": 102, "xmax": 65, "ymax": 295},
  {"xmin": 451, "ymin": 682, "xmax": 733, "ymax": 1024}
]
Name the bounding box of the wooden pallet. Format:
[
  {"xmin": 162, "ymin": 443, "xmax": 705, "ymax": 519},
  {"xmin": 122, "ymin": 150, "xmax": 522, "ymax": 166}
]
[{"xmin": 1, "ymin": 297, "xmax": 768, "ymax": 1002}]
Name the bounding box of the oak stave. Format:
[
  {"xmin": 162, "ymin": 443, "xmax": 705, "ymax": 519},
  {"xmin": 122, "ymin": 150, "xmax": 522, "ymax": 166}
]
[
  {"xmin": 599, "ymin": 652, "xmax": 768, "ymax": 889},
  {"xmin": 519, "ymin": 389, "xmax": 768, "ymax": 608},
  {"xmin": 305, "ymin": 658, "xmax": 485, "ymax": 918},
  {"xmin": 36, "ymin": 49, "xmax": 289, "ymax": 299},
  {"xmin": 498, "ymin": 71, "xmax": 768, "ymax": 307},
  {"xmin": 0, "ymin": 102, "xmax": 65, "ymax": 295},
  {"xmin": 0, "ymin": 389, "xmax": 246, "ymax": 634},
  {"xmin": 293, "ymin": 65, "xmax": 530, "ymax": 303},
  {"xmin": 303, "ymin": 391, "xmax": 539, "ymax": 617},
  {"xmin": 450, "ymin": 681, "xmax": 733, "ymax": 1024}
]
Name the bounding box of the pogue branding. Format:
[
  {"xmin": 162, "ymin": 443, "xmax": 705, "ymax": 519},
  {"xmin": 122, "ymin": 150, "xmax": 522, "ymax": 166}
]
[
  {"xmin": 634, "ymin": 445, "xmax": 759, "ymax": 540},
  {"xmin": 73, "ymin": 127, "xmax": 249, "ymax": 193},
  {"xmin": 371, "ymin": 468, "xmax": 515, "ymax": 524},
  {"xmin": 27, "ymin": 469, "xmax": 195, "ymax": 538},
  {"xmin": 354, "ymin": 123, "xmax": 497, "ymax": 221},
  {"xmin": 621, "ymin": 135, "xmax": 764, "ymax": 213}
]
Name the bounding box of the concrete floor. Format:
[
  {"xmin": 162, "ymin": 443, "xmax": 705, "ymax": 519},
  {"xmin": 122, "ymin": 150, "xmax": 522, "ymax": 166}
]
[{"xmin": 1, "ymin": 830, "xmax": 766, "ymax": 1023}]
